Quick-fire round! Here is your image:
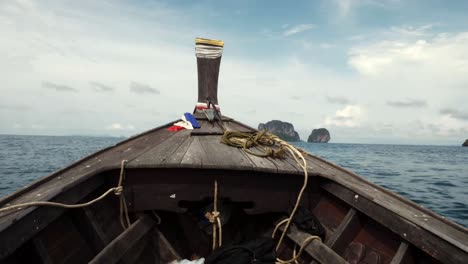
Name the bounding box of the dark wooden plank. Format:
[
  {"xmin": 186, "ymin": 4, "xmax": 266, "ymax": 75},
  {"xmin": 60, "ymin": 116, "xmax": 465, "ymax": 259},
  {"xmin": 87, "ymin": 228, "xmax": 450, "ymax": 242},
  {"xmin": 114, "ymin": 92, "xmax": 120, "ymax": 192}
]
[
  {"xmin": 119, "ymin": 233, "xmax": 149, "ymax": 264},
  {"xmin": 180, "ymin": 137, "xmax": 205, "ymax": 168},
  {"xmin": 268, "ymin": 157, "xmax": 304, "ymax": 175},
  {"xmin": 192, "ymin": 112, "xmax": 232, "ymax": 121},
  {"xmin": 191, "ymin": 119, "xmax": 225, "ymax": 135},
  {"xmin": 235, "ymin": 146, "xmax": 278, "ymax": 173},
  {"xmin": 127, "ymin": 130, "xmax": 190, "ymax": 168},
  {"xmin": 390, "ymin": 242, "xmax": 410, "ymax": 264},
  {"xmin": 32, "ymin": 237, "xmax": 53, "ymax": 264},
  {"xmin": 180, "ymin": 136, "xmax": 253, "ymax": 170},
  {"xmin": 89, "ymin": 214, "xmax": 155, "ymax": 264},
  {"xmin": 223, "ymin": 120, "xmax": 256, "ymax": 132},
  {"xmin": 83, "ymin": 207, "xmax": 109, "ymax": 245},
  {"xmin": 68, "ymin": 207, "xmax": 107, "ymax": 255},
  {"xmin": 163, "ymin": 135, "xmax": 194, "ymax": 166},
  {"xmin": 126, "ymin": 169, "xmax": 304, "ymax": 214},
  {"xmin": 32, "ymin": 214, "xmax": 95, "ymax": 264},
  {"xmin": 0, "ymin": 176, "xmax": 104, "ymax": 260},
  {"xmin": 278, "ymin": 224, "xmax": 348, "ymax": 264},
  {"xmin": 154, "ymin": 228, "xmax": 181, "ymax": 262},
  {"xmin": 326, "ymin": 208, "xmax": 362, "ymax": 254},
  {"xmin": 322, "ymin": 182, "xmax": 468, "ymax": 264},
  {"xmin": 198, "ymin": 135, "xmax": 253, "ymax": 169}
]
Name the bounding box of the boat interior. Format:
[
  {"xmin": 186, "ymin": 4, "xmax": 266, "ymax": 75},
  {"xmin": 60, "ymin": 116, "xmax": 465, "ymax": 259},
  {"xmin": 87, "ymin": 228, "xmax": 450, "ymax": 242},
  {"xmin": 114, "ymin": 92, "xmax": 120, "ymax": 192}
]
[{"xmin": 1, "ymin": 166, "xmax": 452, "ymax": 264}]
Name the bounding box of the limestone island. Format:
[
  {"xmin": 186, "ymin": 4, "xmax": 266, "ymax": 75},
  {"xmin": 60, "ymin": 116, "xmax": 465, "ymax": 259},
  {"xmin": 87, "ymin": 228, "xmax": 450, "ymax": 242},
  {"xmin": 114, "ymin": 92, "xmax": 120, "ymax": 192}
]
[
  {"xmin": 258, "ymin": 120, "xmax": 300, "ymax": 142},
  {"xmin": 463, "ymin": 139, "xmax": 468, "ymax": 147},
  {"xmin": 308, "ymin": 128, "xmax": 331, "ymax": 143}
]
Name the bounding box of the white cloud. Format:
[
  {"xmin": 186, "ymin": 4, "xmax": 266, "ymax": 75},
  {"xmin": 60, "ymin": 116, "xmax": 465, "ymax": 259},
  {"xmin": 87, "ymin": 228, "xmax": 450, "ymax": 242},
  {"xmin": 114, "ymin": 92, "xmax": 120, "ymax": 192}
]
[
  {"xmin": 390, "ymin": 24, "xmax": 435, "ymax": 37},
  {"xmin": 283, "ymin": 24, "xmax": 315, "ymax": 36},
  {"xmin": 324, "ymin": 105, "xmax": 363, "ymax": 127},
  {"xmin": 348, "ymin": 33, "xmax": 468, "ymax": 77}
]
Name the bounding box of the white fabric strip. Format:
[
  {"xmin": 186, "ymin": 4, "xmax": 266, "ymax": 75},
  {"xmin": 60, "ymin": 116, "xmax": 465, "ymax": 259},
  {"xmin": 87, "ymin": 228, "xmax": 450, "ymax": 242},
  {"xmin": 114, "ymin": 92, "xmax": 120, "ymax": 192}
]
[
  {"xmin": 196, "ymin": 102, "xmax": 220, "ymax": 110},
  {"xmin": 195, "ymin": 44, "xmax": 223, "ymax": 59}
]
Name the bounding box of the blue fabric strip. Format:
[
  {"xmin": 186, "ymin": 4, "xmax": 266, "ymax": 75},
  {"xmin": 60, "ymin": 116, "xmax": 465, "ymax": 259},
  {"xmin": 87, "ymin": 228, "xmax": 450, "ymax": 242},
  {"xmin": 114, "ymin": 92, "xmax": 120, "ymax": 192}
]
[{"xmin": 184, "ymin": 112, "xmax": 200, "ymax": 128}]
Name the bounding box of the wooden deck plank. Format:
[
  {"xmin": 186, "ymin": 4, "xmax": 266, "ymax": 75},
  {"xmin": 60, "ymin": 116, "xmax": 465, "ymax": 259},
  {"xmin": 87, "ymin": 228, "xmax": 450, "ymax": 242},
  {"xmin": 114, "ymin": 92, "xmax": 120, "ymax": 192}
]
[
  {"xmin": 235, "ymin": 146, "xmax": 278, "ymax": 173},
  {"xmin": 267, "ymin": 155, "xmax": 303, "ymax": 174},
  {"xmin": 196, "ymin": 135, "xmax": 253, "ymax": 170},
  {"xmin": 89, "ymin": 214, "xmax": 155, "ymax": 264},
  {"xmin": 162, "ymin": 135, "xmax": 194, "ymax": 166},
  {"xmin": 180, "ymin": 136, "xmax": 253, "ymax": 170},
  {"xmin": 180, "ymin": 137, "xmax": 205, "ymax": 168},
  {"xmin": 127, "ymin": 130, "xmax": 191, "ymax": 168},
  {"xmin": 191, "ymin": 119, "xmax": 225, "ymax": 135},
  {"xmin": 223, "ymin": 120, "xmax": 256, "ymax": 132}
]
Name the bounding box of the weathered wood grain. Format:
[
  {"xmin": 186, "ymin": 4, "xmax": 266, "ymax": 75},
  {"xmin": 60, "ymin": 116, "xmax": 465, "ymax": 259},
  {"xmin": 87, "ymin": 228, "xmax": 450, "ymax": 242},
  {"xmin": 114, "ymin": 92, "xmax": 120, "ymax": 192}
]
[
  {"xmin": 128, "ymin": 130, "xmax": 190, "ymax": 168},
  {"xmin": 390, "ymin": 242, "xmax": 411, "ymax": 264},
  {"xmin": 89, "ymin": 214, "xmax": 155, "ymax": 264},
  {"xmin": 325, "ymin": 208, "xmax": 361, "ymax": 254},
  {"xmin": 0, "ymin": 176, "xmax": 104, "ymax": 259},
  {"xmin": 322, "ymin": 182, "xmax": 468, "ymax": 264},
  {"xmin": 191, "ymin": 119, "xmax": 225, "ymax": 135},
  {"xmin": 278, "ymin": 224, "xmax": 348, "ymax": 264}
]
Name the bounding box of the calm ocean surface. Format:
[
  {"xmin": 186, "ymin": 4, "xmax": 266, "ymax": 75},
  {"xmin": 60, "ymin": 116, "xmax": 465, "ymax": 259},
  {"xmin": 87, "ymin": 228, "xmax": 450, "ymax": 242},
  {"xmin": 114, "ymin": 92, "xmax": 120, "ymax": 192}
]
[{"xmin": 0, "ymin": 135, "xmax": 467, "ymax": 227}]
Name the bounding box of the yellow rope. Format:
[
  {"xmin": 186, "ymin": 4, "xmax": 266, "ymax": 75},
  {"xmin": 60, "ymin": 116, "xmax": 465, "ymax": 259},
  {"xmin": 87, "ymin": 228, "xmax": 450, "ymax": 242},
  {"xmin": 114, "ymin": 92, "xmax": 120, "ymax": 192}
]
[
  {"xmin": 221, "ymin": 130, "xmax": 311, "ymax": 263},
  {"xmin": 274, "ymin": 235, "xmax": 322, "ymax": 264},
  {"xmin": 0, "ymin": 160, "xmax": 132, "ymax": 230},
  {"xmin": 220, "ymin": 130, "xmax": 285, "ymax": 158},
  {"xmin": 204, "ymin": 180, "xmax": 222, "ymax": 250}
]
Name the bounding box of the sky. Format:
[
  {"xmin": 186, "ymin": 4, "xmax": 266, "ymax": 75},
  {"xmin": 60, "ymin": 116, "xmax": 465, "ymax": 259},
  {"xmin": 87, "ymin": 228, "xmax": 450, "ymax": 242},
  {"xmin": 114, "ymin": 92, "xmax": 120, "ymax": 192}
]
[{"xmin": 0, "ymin": 0, "xmax": 467, "ymax": 145}]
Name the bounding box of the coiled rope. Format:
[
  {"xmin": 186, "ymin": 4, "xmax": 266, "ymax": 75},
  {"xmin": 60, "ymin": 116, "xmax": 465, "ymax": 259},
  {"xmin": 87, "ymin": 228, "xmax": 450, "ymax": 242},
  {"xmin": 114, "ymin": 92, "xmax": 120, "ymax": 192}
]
[
  {"xmin": 221, "ymin": 130, "xmax": 317, "ymax": 263},
  {"xmin": 0, "ymin": 160, "xmax": 132, "ymax": 230}
]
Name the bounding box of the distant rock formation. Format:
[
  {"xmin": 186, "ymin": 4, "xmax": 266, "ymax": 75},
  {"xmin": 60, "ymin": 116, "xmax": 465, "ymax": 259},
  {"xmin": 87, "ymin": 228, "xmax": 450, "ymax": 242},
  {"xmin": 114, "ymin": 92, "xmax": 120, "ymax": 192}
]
[
  {"xmin": 258, "ymin": 120, "xmax": 300, "ymax": 142},
  {"xmin": 308, "ymin": 128, "xmax": 331, "ymax": 143},
  {"xmin": 463, "ymin": 139, "xmax": 468, "ymax": 147}
]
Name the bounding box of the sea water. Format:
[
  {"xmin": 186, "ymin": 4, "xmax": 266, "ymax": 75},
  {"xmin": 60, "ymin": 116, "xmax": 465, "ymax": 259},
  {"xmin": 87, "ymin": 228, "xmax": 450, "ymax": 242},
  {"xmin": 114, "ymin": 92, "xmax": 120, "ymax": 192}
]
[{"xmin": 0, "ymin": 135, "xmax": 466, "ymax": 227}]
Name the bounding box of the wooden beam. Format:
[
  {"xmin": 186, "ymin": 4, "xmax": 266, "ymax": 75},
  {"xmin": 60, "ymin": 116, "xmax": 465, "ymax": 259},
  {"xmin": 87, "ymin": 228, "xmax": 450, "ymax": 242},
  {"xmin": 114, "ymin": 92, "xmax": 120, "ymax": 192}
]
[
  {"xmin": 89, "ymin": 214, "xmax": 155, "ymax": 264},
  {"xmin": 390, "ymin": 242, "xmax": 410, "ymax": 264},
  {"xmin": 278, "ymin": 224, "xmax": 348, "ymax": 264},
  {"xmin": 154, "ymin": 228, "xmax": 181, "ymax": 262},
  {"xmin": 326, "ymin": 208, "xmax": 361, "ymax": 254}
]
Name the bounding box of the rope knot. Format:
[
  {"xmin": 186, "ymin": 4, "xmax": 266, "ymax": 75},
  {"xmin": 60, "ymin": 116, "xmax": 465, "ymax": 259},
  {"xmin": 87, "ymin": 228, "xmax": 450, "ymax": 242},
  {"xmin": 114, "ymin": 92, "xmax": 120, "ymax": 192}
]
[
  {"xmin": 114, "ymin": 186, "xmax": 123, "ymax": 196},
  {"xmin": 205, "ymin": 211, "xmax": 220, "ymax": 223}
]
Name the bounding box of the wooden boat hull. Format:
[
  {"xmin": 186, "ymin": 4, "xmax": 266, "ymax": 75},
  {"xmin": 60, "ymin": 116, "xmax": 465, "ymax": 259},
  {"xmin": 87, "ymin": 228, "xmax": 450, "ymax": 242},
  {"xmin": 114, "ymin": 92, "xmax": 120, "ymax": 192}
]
[{"xmin": 0, "ymin": 117, "xmax": 467, "ymax": 264}]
